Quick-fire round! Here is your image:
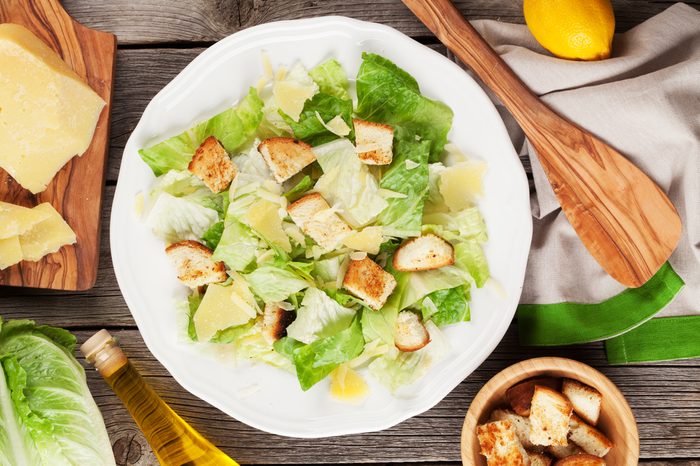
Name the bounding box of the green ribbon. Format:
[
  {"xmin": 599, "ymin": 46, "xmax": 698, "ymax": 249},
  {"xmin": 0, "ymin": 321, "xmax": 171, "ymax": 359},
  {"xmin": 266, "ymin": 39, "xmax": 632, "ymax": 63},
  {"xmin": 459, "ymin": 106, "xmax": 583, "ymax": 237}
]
[
  {"xmin": 606, "ymin": 316, "xmax": 700, "ymax": 364},
  {"xmin": 517, "ymin": 262, "xmax": 685, "ymax": 346}
]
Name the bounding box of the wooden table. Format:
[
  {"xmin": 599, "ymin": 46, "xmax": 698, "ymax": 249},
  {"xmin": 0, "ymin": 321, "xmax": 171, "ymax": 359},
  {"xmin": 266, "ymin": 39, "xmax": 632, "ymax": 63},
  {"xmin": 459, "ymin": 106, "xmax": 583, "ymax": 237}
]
[{"xmin": 3, "ymin": 1, "xmax": 700, "ymax": 465}]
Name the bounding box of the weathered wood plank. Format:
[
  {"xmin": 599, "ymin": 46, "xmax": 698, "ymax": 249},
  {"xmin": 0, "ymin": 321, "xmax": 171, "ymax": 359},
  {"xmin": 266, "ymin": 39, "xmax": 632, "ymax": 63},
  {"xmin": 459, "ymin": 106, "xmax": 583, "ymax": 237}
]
[
  {"xmin": 71, "ymin": 329, "xmax": 700, "ymax": 464},
  {"xmin": 60, "ymin": 0, "xmax": 699, "ymax": 45}
]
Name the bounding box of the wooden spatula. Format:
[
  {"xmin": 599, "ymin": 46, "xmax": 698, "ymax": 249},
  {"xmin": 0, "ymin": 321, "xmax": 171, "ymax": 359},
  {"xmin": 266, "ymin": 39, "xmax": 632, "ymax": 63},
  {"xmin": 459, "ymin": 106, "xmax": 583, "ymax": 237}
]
[{"xmin": 403, "ymin": 0, "xmax": 681, "ymax": 288}]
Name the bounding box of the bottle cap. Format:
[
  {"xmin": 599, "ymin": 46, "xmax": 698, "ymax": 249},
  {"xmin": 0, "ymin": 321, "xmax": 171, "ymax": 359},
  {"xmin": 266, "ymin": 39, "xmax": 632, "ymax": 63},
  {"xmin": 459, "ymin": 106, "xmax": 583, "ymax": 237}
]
[{"xmin": 80, "ymin": 329, "xmax": 114, "ymax": 363}]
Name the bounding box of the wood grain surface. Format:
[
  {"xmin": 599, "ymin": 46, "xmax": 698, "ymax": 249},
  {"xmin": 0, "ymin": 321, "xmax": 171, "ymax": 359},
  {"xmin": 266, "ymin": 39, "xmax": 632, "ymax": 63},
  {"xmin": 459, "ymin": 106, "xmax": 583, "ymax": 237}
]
[
  {"xmin": 2, "ymin": 1, "xmax": 699, "ymax": 465},
  {"xmin": 0, "ymin": 0, "xmax": 116, "ymax": 290}
]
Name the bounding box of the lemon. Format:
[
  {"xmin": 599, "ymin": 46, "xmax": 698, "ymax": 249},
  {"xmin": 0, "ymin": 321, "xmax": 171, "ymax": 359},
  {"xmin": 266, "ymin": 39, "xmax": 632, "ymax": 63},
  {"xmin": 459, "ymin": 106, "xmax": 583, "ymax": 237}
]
[{"xmin": 524, "ymin": 0, "xmax": 615, "ymax": 60}]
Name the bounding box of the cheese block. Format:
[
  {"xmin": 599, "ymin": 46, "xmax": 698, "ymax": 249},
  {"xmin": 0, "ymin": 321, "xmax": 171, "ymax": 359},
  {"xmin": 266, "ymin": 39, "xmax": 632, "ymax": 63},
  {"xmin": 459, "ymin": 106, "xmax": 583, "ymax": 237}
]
[
  {"xmin": 0, "ymin": 236, "xmax": 22, "ymax": 270},
  {"xmin": 19, "ymin": 203, "xmax": 76, "ymax": 261},
  {"xmin": 0, "ymin": 201, "xmax": 50, "ymax": 239},
  {"xmin": 0, "ymin": 24, "xmax": 105, "ymax": 193}
]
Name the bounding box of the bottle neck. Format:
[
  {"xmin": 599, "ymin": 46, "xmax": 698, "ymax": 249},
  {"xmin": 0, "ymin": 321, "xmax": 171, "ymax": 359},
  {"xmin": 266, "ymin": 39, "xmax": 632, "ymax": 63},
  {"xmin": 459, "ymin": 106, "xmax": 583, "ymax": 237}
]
[{"xmin": 80, "ymin": 329, "xmax": 128, "ymax": 378}]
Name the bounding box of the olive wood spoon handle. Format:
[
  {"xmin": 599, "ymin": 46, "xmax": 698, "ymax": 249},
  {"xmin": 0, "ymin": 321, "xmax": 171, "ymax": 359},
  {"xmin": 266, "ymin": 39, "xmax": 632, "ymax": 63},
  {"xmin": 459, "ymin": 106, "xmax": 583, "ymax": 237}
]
[{"xmin": 403, "ymin": 0, "xmax": 681, "ymax": 287}]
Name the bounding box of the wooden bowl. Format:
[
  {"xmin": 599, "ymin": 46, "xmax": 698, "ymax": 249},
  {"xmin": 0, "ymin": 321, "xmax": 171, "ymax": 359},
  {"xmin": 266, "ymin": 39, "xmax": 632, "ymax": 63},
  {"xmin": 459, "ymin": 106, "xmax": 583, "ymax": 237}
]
[{"xmin": 461, "ymin": 357, "xmax": 639, "ymax": 465}]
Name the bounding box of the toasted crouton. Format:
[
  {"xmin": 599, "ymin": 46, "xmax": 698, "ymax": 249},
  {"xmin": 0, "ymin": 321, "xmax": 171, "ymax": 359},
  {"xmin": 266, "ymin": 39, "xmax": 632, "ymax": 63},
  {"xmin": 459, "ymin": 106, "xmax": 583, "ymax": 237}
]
[
  {"xmin": 392, "ymin": 234, "xmax": 454, "ymax": 272},
  {"xmin": 287, "ymin": 193, "xmax": 351, "ymax": 250},
  {"xmin": 342, "ymin": 257, "xmax": 397, "ymax": 310},
  {"xmin": 568, "ymin": 415, "xmax": 613, "ymax": 457},
  {"xmin": 258, "ymin": 137, "xmax": 316, "ymax": 182},
  {"xmin": 491, "ymin": 409, "xmax": 536, "ymax": 449},
  {"xmin": 553, "ymin": 454, "xmax": 605, "ymax": 466},
  {"xmin": 528, "ymin": 451, "xmax": 553, "ymax": 466},
  {"xmin": 507, "ymin": 378, "xmax": 562, "ymax": 416},
  {"xmin": 529, "ymin": 385, "xmax": 573, "ymax": 446},
  {"xmin": 547, "ymin": 443, "xmax": 584, "ymax": 459},
  {"xmin": 165, "ymin": 240, "xmax": 227, "ymax": 287},
  {"xmin": 477, "ymin": 420, "xmax": 530, "ymax": 466},
  {"xmin": 394, "ymin": 311, "xmax": 430, "ymax": 352},
  {"xmin": 188, "ymin": 136, "xmax": 237, "ymax": 193},
  {"xmin": 353, "ymin": 119, "xmax": 394, "ymax": 165},
  {"xmin": 262, "ymin": 303, "xmax": 296, "ymax": 344},
  {"xmin": 562, "ymin": 379, "xmax": 602, "ymax": 425}
]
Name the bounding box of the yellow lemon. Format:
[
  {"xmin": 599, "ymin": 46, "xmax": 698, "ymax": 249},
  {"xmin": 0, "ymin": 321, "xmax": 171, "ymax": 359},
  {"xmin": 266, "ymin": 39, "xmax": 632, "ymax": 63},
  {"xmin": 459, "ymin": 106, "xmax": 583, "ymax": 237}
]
[{"xmin": 524, "ymin": 0, "xmax": 615, "ymax": 60}]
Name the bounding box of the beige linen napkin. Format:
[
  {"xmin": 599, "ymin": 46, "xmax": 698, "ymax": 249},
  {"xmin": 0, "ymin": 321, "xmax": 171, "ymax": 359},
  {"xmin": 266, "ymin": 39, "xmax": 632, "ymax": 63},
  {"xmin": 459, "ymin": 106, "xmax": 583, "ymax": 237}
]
[{"xmin": 469, "ymin": 3, "xmax": 699, "ymax": 317}]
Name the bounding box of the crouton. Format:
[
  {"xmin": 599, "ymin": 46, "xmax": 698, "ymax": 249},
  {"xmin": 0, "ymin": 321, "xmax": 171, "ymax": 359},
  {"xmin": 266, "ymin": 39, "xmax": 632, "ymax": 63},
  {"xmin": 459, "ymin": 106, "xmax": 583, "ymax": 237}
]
[
  {"xmin": 394, "ymin": 310, "xmax": 430, "ymax": 352},
  {"xmin": 392, "ymin": 234, "xmax": 454, "ymax": 272},
  {"xmin": 165, "ymin": 240, "xmax": 227, "ymax": 287},
  {"xmin": 188, "ymin": 136, "xmax": 237, "ymax": 193},
  {"xmin": 491, "ymin": 409, "xmax": 536, "ymax": 449},
  {"xmin": 287, "ymin": 193, "xmax": 351, "ymax": 250},
  {"xmin": 528, "ymin": 451, "xmax": 553, "ymax": 466},
  {"xmin": 262, "ymin": 303, "xmax": 296, "ymax": 344},
  {"xmin": 507, "ymin": 378, "xmax": 561, "ymax": 416},
  {"xmin": 477, "ymin": 420, "xmax": 530, "ymax": 466},
  {"xmin": 562, "ymin": 379, "xmax": 602, "ymax": 425},
  {"xmin": 529, "ymin": 385, "xmax": 573, "ymax": 446},
  {"xmin": 353, "ymin": 119, "xmax": 394, "ymax": 165},
  {"xmin": 568, "ymin": 415, "xmax": 613, "ymax": 457},
  {"xmin": 342, "ymin": 256, "xmax": 397, "ymax": 310},
  {"xmin": 258, "ymin": 137, "xmax": 316, "ymax": 183},
  {"xmin": 553, "ymin": 454, "xmax": 605, "ymax": 466},
  {"xmin": 547, "ymin": 443, "xmax": 584, "ymax": 459}
]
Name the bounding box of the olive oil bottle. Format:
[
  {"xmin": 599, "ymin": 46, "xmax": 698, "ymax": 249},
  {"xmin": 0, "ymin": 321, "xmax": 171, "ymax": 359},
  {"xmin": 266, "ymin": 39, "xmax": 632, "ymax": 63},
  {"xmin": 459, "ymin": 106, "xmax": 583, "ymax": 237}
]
[{"xmin": 82, "ymin": 330, "xmax": 238, "ymax": 466}]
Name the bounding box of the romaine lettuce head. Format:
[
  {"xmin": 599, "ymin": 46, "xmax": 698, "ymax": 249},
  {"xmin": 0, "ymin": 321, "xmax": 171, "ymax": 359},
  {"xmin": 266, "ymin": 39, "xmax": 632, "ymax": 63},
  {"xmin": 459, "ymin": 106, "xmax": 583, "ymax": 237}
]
[
  {"xmin": 0, "ymin": 319, "xmax": 115, "ymax": 466},
  {"xmin": 369, "ymin": 321, "xmax": 450, "ymax": 391},
  {"xmin": 356, "ymin": 53, "xmax": 453, "ymax": 162},
  {"xmin": 286, "ymin": 288, "xmax": 356, "ymax": 344},
  {"xmin": 313, "ymin": 139, "xmax": 388, "ymax": 228},
  {"xmin": 139, "ymin": 87, "xmax": 263, "ymax": 176}
]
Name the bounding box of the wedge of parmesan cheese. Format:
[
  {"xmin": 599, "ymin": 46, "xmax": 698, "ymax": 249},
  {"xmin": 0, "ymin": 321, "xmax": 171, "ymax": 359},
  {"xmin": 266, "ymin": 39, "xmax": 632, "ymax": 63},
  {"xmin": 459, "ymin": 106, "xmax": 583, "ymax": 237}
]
[
  {"xmin": 439, "ymin": 161, "xmax": 486, "ymax": 212},
  {"xmin": 193, "ymin": 281, "xmax": 256, "ymax": 342},
  {"xmin": 0, "ymin": 24, "xmax": 105, "ymax": 193},
  {"xmin": 272, "ymin": 63, "xmax": 318, "ymax": 122},
  {"xmin": 244, "ymin": 198, "xmax": 292, "ymax": 252},
  {"xmin": 0, "ymin": 201, "xmax": 50, "ymax": 239},
  {"xmin": 18, "ymin": 203, "xmax": 76, "ymax": 261},
  {"xmin": 0, "ymin": 236, "xmax": 22, "ymax": 270},
  {"xmin": 341, "ymin": 226, "xmax": 383, "ymax": 254}
]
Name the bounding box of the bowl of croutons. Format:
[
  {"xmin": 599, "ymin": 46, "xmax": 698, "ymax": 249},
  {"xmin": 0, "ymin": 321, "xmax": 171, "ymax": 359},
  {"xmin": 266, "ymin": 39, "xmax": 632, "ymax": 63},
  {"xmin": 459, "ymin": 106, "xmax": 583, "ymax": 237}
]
[{"xmin": 462, "ymin": 357, "xmax": 639, "ymax": 465}]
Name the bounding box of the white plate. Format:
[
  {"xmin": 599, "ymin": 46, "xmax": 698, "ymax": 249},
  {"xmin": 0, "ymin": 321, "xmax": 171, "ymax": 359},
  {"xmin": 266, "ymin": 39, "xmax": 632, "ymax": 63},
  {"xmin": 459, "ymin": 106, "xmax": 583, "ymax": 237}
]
[{"xmin": 111, "ymin": 16, "xmax": 532, "ymax": 438}]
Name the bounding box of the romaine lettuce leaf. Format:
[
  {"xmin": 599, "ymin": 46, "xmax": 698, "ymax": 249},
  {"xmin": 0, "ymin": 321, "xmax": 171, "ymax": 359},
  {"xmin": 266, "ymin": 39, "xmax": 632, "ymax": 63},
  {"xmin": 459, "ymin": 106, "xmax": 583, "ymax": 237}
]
[
  {"xmin": 421, "ymin": 285, "xmax": 470, "ymax": 326},
  {"xmin": 309, "ymin": 59, "xmax": 350, "ymax": 100},
  {"xmin": 356, "ymin": 53, "xmax": 453, "ymax": 162},
  {"xmin": 284, "ymin": 175, "xmax": 313, "ymax": 202},
  {"xmin": 376, "ymin": 140, "xmax": 430, "ymax": 237},
  {"xmin": 146, "ymin": 192, "xmax": 219, "ymax": 243},
  {"xmin": 0, "ymin": 319, "xmax": 115, "ymax": 465},
  {"xmin": 292, "ymin": 317, "xmax": 364, "ymax": 391},
  {"xmin": 286, "ymin": 288, "xmax": 356, "ymax": 344},
  {"xmin": 455, "ymin": 240, "xmax": 490, "ymax": 288},
  {"xmin": 361, "ymin": 268, "xmax": 408, "ymax": 345},
  {"xmin": 244, "ymin": 265, "xmax": 310, "ymax": 302},
  {"xmin": 283, "ymin": 93, "xmax": 353, "ymax": 146},
  {"xmin": 313, "ymin": 139, "xmax": 388, "ymax": 228},
  {"xmin": 400, "ymin": 266, "xmax": 471, "ymax": 310},
  {"xmin": 201, "ymin": 221, "xmax": 224, "ymax": 250},
  {"xmin": 139, "ymin": 88, "xmax": 264, "ymax": 176},
  {"xmin": 212, "ymin": 217, "xmax": 260, "ymax": 272},
  {"xmin": 423, "ymin": 207, "xmax": 487, "ymax": 243},
  {"xmin": 369, "ymin": 321, "xmax": 449, "ymax": 391}
]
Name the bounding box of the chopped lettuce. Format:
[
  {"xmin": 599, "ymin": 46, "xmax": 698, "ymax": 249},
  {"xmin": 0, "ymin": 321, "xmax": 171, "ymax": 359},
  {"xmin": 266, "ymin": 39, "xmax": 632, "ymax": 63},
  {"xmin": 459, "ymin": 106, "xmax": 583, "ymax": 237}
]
[
  {"xmin": 187, "ymin": 293, "xmax": 203, "ymax": 341},
  {"xmin": 212, "ymin": 218, "xmax": 260, "ymax": 272},
  {"xmin": 421, "ymin": 285, "xmax": 470, "ymax": 326},
  {"xmin": 455, "ymin": 240, "xmax": 490, "ymax": 288},
  {"xmin": 286, "ymin": 288, "xmax": 356, "ymax": 344},
  {"xmin": 292, "ymin": 317, "xmax": 364, "ymax": 391},
  {"xmin": 139, "ymin": 88, "xmax": 264, "ymax": 176},
  {"xmin": 309, "ymin": 59, "xmax": 350, "ymax": 100},
  {"xmin": 201, "ymin": 221, "xmax": 224, "ymax": 250},
  {"xmin": 423, "ymin": 207, "xmax": 488, "ymax": 243},
  {"xmin": 356, "ymin": 53, "xmax": 453, "ymax": 162},
  {"xmin": 244, "ymin": 265, "xmax": 309, "ymax": 302},
  {"xmin": 283, "ymin": 93, "xmax": 353, "ymax": 145},
  {"xmin": 369, "ymin": 321, "xmax": 450, "ymax": 391},
  {"xmin": 377, "ymin": 140, "xmax": 430, "ymax": 237},
  {"xmin": 146, "ymin": 192, "xmax": 219, "ymax": 243},
  {"xmin": 0, "ymin": 319, "xmax": 115, "ymax": 465},
  {"xmin": 284, "ymin": 175, "xmax": 313, "ymax": 202},
  {"xmin": 361, "ymin": 268, "xmax": 408, "ymax": 345},
  {"xmin": 399, "ymin": 266, "xmax": 470, "ymax": 310},
  {"xmin": 313, "ymin": 139, "xmax": 388, "ymax": 227}
]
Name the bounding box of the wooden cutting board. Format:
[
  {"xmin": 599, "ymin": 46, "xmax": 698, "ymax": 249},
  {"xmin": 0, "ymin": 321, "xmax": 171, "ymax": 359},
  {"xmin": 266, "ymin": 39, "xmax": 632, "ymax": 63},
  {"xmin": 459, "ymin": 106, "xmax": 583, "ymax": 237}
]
[{"xmin": 0, "ymin": 0, "xmax": 116, "ymax": 290}]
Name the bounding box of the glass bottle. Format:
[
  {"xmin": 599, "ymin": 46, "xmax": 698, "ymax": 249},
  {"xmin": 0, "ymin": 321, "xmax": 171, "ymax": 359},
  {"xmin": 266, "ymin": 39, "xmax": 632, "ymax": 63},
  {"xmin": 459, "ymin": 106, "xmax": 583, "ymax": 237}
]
[{"xmin": 82, "ymin": 330, "xmax": 238, "ymax": 466}]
